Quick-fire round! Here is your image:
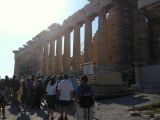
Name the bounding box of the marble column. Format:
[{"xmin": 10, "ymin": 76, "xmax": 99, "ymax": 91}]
[
  {"xmin": 55, "ymin": 35, "xmax": 63, "ymax": 73},
  {"xmin": 72, "ymin": 24, "xmax": 81, "ymax": 71},
  {"xmin": 21, "ymin": 53, "xmax": 25, "ymax": 76},
  {"xmin": 84, "ymin": 17, "xmax": 94, "ymax": 63},
  {"xmin": 32, "ymin": 48, "xmax": 37, "ymax": 75},
  {"xmin": 36, "ymin": 45, "xmax": 43, "ymax": 75},
  {"xmin": 63, "ymin": 30, "xmax": 71, "ymax": 72},
  {"xmin": 23, "ymin": 52, "xmax": 27, "ymax": 76},
  {"xmin": 50, "ymin": 39, "xmax": 55, "ymax": 75},
  {"xmin": 14, "ymin": 58, "xmax": 19, "ymax": 75},
  {"xmin": 98, "ymin": 10, "xmax": 107, "ymax": 66},
  {"xmin": 18, "ymin": 55, "xmax": 22, "ymax": 76},
  {"xmin": 43, "ymin": 43, "xmax": 49, "ymax": 76},
  {"xmin": 13, "ymin": 50, "xmax": 20, "ymax": 75},
  {"xmin": 26, "ymin": 40, "xmax": 33, "ymax": 76},
  {"xmin": 113, "ymin": 2, "xmax": 125, "ymax": 63},
  {"xmin": 30, "ymin": 51, "xmax": 35, "ymax": 76},
  {"xmin": 24, "ymin": 51, "xmax": 28, "ymax": 76},
  {"xmin": 148, "ymin": 19, "xmax": 160, "ymax": 62}
]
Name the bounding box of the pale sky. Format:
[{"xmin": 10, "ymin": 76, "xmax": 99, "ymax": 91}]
[{"xmin": 0, "ymin": 0, "xmax": 98, "ymax": 78}]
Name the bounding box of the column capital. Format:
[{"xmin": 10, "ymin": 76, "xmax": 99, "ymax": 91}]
[
  {"xmin": 14, "ymin": 57, "xmax": 20, "ymax": 60},
  {"xmin": 43, "ymin": 41, "xmax": 49, "ymax": 47},
  {"xmin": 57, "ymin": 34, "xmax": 63, "ymax": 39},
  {"xmin": 84, "ymin": 16, "xmax": 95, "ymax": 22},
  {"xmin": 50, "ymin": 36, "xmax": 57, "ymax": 41},
  {"xmin": 65, "ymin": 28, "xmax": 73, "ymax": 35},
  {"xmin": 74, "ymin": 23, "xmax": 83, "ymax": 29},
  {"xmin": 34, "ymin": 47, "xmax": 40, "ymax": 52},
  {"xmin": 50, "ymin": 39, "xmax": 55, "ymax": 43},
  {"xmin": 37, "ymin": 44, "xmax": 43, "ymax": 48},
  {"xmin": 98, "ymin": 9, "xmax": 107, "ymax": 15}
]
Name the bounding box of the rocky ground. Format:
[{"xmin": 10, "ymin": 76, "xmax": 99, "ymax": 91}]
[{"xmin": 3, "ymin": 93, "xmax": 160, "ymax": 120}]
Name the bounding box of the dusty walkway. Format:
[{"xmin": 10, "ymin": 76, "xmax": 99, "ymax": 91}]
[{"xmin": 4, "ymin": 93, "xmax": 160, "ymax": 120}]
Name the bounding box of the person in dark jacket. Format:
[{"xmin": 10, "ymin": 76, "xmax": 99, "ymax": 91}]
[
  {"xmin": 10, "ymin": 75, "xmax": 16, "ymax": 98},
  {"xmin": 31, "ymin": 75, "xmax": 35, "ymax": 82},
  {"xmin": 30, "ymin": 78, "xmax": 43, "ymax": 109},
  {"xmin": 11, "ymin": 77, "xmax": 20, "ymax": 105},
  {"xmin": 4, "ymin": 76, "xmax": 10, "ymax": 97},
  {"xmin": 4, "ymin": 76, "xmax": 10, "ymax": 89},
  {"xmin": 26, "ymin": 78, "xmax": 34, "ymax": 105}
]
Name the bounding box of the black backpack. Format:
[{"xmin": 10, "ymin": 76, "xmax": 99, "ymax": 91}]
[{"xmin": 79, "ymin": 85, "xmax": 94, "ymax": 119}]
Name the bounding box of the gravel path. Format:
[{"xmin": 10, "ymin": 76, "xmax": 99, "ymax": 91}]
[{"xmin": 3, "ymin": 93, "xmax": 160, "ymax": 120}]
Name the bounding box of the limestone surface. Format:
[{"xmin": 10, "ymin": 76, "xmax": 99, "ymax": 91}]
[{"xmin": 95, "ymin": 71, "xmax": 123, "ymax": 85}]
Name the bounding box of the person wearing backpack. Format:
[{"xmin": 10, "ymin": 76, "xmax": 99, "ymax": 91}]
[{"xmin": 74, "ymin": 75, "xmax": 95, "ymax": 120}]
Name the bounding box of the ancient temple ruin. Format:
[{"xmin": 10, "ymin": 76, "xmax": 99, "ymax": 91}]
[{"xmin": 13, "ymin": 0, "xmax": 160, "ymax": 85}]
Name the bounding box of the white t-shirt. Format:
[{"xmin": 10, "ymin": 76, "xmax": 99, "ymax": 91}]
[
  {"xmin": 46, "ymin": 82, "xmax": 57, "ymax": 95},
  {"xmin": 58, "ymin": 79, "xmax": 73, "ymax": 101}
]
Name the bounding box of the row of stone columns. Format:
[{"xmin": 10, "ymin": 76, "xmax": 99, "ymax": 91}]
[{"xmin": 13, "ymin": 9, "xmax": 108, "ymax": 76}]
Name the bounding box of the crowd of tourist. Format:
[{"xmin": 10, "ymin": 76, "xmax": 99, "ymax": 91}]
[{"xmin": 0, "ymin": 74, "xmax": 95, "ymax": 120}]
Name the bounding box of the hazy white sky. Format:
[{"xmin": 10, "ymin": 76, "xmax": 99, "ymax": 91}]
[{"xmin": 0, "ymin": 0, "xmax": 98, "ymax": 78}]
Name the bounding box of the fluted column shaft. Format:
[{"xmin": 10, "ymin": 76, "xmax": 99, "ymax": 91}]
[
  {"xmin": 23, "ymin": 53, "xmax": 26, "ymax": 75},
  {"xmin": 84, "ymin": 18, "xmax": 93, "ymax": 63},
  {"xmin": 43, "ymin": 44, "xmax": 49, "ymax": 75},
  {"xmin": 98, "ymin": 10, "xmax": 107, "ymax": 66},
  {"xmin": 63, "ymin": 30, "xmax": 71, "ymax": 72},
  {"xmin": 72, "ymin": 24, "xmax": 81, "ymax": 71},
  {"xmin": 14, "ymin": 58, "xmax": 19, "ymax": 75},
  {"xmin": 21, "ymin": 53, "xmax": 25, "ymax": 76},
  {"xmin": 37, "ymin": 45, "xmax": 43, "ymax": 75},
  {"xmin": 55, "ymin": 36, "xmax": 63, "ymax": 73},
  {"xmin": 19, "ymin": 55, "xmax": 23, "ymax": 76},
  {"xmin": 50, "ymin": 40, "xmax": 55, "ymax": 75}
]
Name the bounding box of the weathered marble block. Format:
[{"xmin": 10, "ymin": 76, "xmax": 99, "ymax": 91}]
[{"xmin": 95, "ymin": 71, "xmax": 123, "ymax": 85}]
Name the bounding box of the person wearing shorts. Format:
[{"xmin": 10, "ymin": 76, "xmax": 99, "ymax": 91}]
[
  {"xmin": 74, "ymin": 75, "xmax": 95, "ymax": 120},
  {"xmin": 57, "ymin": 75, "xmax": 73, "ymax": 120},
  {"xmin": 46, "ymin": 76, "xmax": 57, "ymax": 120}
]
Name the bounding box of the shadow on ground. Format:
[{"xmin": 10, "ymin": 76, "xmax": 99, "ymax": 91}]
[
  {"xmin": 7, "ymin": 101, "xmax": 75, "ymax": 120},
  {"xmin": 8, "ymin": 103, "xmax": 49, "ymax": 120},
  {"xmin": 97, "ymin": 95, "xmax": 149, "ymax": 106}
]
